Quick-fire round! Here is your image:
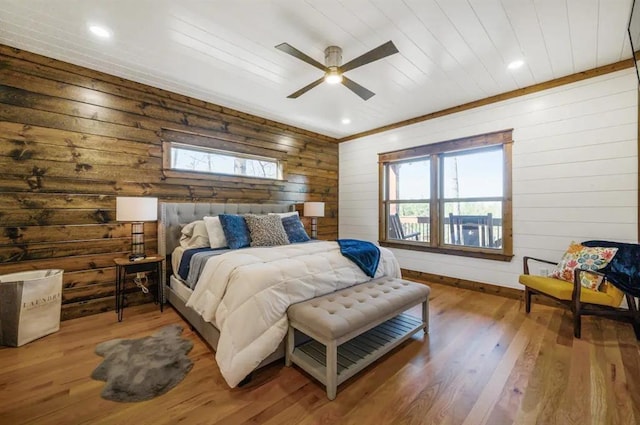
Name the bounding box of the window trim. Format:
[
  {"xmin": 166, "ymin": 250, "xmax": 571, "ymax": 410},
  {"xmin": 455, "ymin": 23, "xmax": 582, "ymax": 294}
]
[{"xmin": 378, "ymin": 129, "xmax": 514, "ymax": 262}]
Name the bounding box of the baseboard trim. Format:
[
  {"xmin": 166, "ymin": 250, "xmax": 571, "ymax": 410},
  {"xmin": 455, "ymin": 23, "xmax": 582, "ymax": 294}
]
[
  {"xmin": 401, "ymin": 268, "xmax": 564, "ymax": 308},
  {"xmin": 401, "ymin": 268, "xmax": 523, "ymax": 299}
]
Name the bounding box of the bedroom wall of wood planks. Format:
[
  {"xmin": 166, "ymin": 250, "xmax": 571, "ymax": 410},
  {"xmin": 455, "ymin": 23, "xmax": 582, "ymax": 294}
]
[{"xmin": 0, "ymin": 44, "xmax": 339, "ymax": 320}]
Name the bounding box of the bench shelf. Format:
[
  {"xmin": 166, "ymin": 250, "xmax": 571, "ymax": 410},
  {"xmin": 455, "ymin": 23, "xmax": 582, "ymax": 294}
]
[{"xmin": 290, "ymin": 313, "xmax": 424, "ymax": 395}]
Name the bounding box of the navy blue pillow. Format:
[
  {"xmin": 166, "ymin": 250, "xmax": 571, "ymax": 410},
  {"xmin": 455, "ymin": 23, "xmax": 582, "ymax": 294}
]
[
  {"xmin": 218, "ymin": 214, "xmax": 251, "ymax": 249},
  {"xmin": 281, "ymin": 215, "xmax": 310, "ymax": 243}
]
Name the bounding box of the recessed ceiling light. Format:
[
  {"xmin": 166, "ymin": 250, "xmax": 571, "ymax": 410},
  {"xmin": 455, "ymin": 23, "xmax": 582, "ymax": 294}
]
[
  {"xmin": 341, "ymin": 118, "xmax": 351, "ymax": 125},
  {"xmin": 507, "ymin": 59, "xmax": 524, "ymax": 70},
  {"xmin": 89, "ymin": 25, "xmax": 111, "ymax": 39}
]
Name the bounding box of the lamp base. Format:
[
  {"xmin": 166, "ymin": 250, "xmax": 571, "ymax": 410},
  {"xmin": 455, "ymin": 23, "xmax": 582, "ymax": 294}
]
[
  {"xmin": 310, "ymin": 217, "xmax": 318, "ymax": 239},
  {"xmin": 128, "ymin": 253, "xmax": 147, "ymax": 262}
]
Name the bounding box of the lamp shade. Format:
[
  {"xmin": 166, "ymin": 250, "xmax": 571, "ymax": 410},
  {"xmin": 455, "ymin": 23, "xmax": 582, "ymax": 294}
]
[
  {"xmin": 303, "ymin": 202, "xmax": 325, "ymax": 218},
  {"xmin": 116, "ymin": 197, "xmax": 158, "ymax": 222}
]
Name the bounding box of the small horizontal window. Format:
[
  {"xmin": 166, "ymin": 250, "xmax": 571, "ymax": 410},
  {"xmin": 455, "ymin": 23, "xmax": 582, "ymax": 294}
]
[{"xmin": 167, "ymin": 142, "xmax": 283, "ymax": 180}]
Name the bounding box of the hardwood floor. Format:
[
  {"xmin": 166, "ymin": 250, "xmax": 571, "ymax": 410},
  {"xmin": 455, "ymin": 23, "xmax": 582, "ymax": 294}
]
[{"xmin": 1, "ymin": 283, "xmax": 639, "ymax": 425}]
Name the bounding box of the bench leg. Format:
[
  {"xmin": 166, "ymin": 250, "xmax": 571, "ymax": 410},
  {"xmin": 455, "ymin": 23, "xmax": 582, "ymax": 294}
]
[
  {"xmin": 326, "ymin": 341, "xmax": 337, "ymax": 400},
  {"xmin": 285, "ymin": 326, "xmax": 294, "ymax": 367},
  {"xmin": 422, "ymin": 299, "xmax": 429, "ymax": 334}
]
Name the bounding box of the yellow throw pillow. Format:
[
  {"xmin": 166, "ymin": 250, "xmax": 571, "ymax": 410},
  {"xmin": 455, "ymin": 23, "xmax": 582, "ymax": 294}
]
[{"xmin": 550, "ymin": 242, "xmax": 618, "ymax": 290}]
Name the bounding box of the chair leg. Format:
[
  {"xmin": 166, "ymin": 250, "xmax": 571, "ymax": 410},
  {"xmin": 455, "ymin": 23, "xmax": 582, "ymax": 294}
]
[
  {"xmin": 573, "ymin": 311, "xmax": 582, "ymax": 339},
  {"xmin": 572, "ymin": 286, "xmax": 583, "ymax": 338},
  {"xmin": 626, "ymin": 294, "xmax": 640, "ymax": 340},
  {"xmin": 525, "ymin": 288, "xmax": 532, "ymax": 313}
]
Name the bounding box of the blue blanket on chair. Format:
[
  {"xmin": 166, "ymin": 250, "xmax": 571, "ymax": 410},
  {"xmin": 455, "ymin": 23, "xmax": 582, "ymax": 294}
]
[
  {"xmin": 337, "ymin": 239, "xmax": 380, "ymax": 278},
  {"xmin": 582, "ymin": 240, "xmax": 640, "ymax": 298}
]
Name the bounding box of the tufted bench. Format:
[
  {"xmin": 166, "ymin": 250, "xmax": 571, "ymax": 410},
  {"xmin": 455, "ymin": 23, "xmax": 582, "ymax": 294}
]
[{"xmin": 285, "ymin": 276, "xmax": 430, "ymax": 400}]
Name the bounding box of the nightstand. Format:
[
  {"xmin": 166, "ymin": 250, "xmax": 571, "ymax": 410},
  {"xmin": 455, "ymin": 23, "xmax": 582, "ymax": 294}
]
[{"xmin": 114, "ymin": 256, "xmax": 165, "ymax": 322}]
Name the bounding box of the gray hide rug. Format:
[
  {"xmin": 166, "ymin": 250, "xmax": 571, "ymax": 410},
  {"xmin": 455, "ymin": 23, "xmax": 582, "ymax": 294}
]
[{"xmin": 91, "ymin": 324, "xmax": 194, "ymax": 402}]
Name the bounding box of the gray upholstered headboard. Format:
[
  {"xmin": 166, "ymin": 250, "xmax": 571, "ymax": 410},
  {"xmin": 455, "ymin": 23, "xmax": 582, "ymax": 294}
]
[{"xmin": 158, "ymin": 202, "xmax": 292, "ymax": 256}]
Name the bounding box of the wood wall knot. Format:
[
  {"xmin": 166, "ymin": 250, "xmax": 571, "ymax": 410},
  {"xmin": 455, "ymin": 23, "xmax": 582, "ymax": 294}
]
[
  {"xmin": 33, "ymin": 209, "xmax": 53, "ymax": 225},
  {"xmin": 19, "ymin": 123, "xmax": 32, "ymax": 135},
  {"xmin": 139, "ymin": 183, "xmax": 153, "ymax": 195},
  {"xmin": 4, "ymin": 227, "xmax": 22, "ymax": 243},
  {"xmin": 25, "ymin": 175, "xmax": 42, "ymax": 190},
  {"xmin": 103, "ymin": 225, "xmax": 116, "ymax": 238},
  {"xmin": 31, "ymin": 166, "xmax": 46, "ymax": 177},
  {"xmin": 9, "ymin": 147, "xmax": 33, "ymax": 161},
  {"xmin": 75, "ymin": 163, "xmax": 93, "ymax": 172},
  {"xmin": 26, "ymin": 166, "xmax": 46, "ymax": 190},
  {"xmin": 93, "ymin": 209, "xmax": 111, "ymax": 224}
]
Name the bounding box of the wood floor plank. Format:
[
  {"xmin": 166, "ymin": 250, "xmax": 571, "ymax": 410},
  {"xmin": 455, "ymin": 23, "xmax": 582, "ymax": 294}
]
[
  {"xmin": 461, "ymin": 305, "xmax": 552, "ymax": 425},
  {"xmin": 1, "ymin": 283, "xmax": 639, "ymax": 425}
]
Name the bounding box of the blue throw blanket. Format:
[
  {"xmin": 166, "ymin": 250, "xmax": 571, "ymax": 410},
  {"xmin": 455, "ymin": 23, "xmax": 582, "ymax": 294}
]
[
  {"xmin": 582, "ymin": 240, "xmax": 640, "ymax": 298},
  {"xmin": 337, "ymin": 239, "xmax": 380, "ymax": 278}
]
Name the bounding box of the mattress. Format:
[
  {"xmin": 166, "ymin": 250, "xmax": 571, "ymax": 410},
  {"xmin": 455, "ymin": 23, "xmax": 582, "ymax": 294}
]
[{"xmin": 170, "ymin": 274, "xmax": 193, "ymax": 303}]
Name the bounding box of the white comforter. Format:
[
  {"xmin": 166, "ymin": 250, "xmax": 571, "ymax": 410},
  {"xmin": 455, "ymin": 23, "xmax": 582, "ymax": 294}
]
[{"xmin": 185, "ymin": 241, "xmax": 401, "ymax": 387}]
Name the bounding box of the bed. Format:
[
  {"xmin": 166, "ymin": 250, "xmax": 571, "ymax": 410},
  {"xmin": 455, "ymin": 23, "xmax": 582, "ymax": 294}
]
[{"xmin": 158, "ymin": 202, "xmax": 401, "ymax": 387}]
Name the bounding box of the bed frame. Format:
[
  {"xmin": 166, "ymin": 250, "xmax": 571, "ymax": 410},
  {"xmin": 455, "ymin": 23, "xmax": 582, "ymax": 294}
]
[{"xmin": 158, "ymin": 202, "xmax": 293, "ymax": 367}]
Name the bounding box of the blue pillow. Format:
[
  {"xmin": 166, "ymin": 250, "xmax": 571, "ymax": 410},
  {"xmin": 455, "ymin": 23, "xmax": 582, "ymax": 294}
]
[
  {"xmin": 218, "ymin": 214, "xmax": 251, "ymax": 249},
  {"xmin": 281, "ymin": 215, "xmax": 310, "ymax": 243}
]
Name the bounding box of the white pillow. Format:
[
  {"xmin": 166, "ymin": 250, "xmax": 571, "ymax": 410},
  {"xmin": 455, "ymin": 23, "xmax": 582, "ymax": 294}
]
[
  {"xmin": 268, "ymin": 211, "xmax": 299, "ymax": 218},
  {"xmin": 203, "ymin": 216, "xmax": 228, "ymax": 249},
  {"xmin": 179, "ymin": 220, "xmax": 209, "ymax": 248}
]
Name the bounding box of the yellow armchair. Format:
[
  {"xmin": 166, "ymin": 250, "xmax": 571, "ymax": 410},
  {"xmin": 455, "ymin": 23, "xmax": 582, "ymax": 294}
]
[{"xmin": 519, "ymin": 256, "xmax": 634, "ymax": 339}]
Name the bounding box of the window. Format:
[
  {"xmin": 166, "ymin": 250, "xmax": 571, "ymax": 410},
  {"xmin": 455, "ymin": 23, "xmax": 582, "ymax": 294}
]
[
  {"xmin": 379, "ymin": 129, "xmax": 513, "ymax": 261},
  {"xmin": 161, "ymin": 129, "xmax": 285, "ymax": 181},
  {"xmin": 169, "ymin": 143, "xmax": 281, "ymax": 179},
  {"xmin": 386, "ymin": 159, "xmax": 431, "ymax": 242}
]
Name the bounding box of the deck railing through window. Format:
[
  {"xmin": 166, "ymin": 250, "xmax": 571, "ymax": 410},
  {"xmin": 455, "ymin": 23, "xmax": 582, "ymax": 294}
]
[{"xmin": 396, "ymin": 216, "xmax": 503, "ymax": 248}]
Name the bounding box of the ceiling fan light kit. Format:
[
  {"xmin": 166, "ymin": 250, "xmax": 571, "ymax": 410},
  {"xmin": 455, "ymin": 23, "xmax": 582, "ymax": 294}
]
[
  {"xmin": 276, "ymin": 41, "xmax": 399, "ymax": 100},
  {"xmin": 325, "ymin": 67, "xmax": 343, "ymax": 84}
]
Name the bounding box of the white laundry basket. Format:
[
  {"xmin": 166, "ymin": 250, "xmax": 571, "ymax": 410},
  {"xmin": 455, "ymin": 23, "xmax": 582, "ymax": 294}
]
[{"xmin": 0, "ymin": 269, "xmax": 64, "ymax": 347}]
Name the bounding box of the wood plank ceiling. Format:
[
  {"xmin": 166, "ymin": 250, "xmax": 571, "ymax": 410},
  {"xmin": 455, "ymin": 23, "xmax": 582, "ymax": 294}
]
[{"xmin": 0, "ymin": 0, "xmax": 635, "ymax": 138}]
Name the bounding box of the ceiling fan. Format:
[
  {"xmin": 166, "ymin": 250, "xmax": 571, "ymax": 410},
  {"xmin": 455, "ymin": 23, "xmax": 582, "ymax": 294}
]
[{"xmin": 275, "ymin": 41, "xmax": 399, "ymax": 101}]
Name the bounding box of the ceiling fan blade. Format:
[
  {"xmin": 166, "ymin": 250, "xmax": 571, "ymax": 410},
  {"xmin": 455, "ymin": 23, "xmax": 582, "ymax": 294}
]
[
  {"xmin": 287, "ymin": 77, "xmax": 325, "ymax": 99},
  {"xmin": 275, "ymin": 43, "xmax": 326, "ymax": 71},
  {"xmin": 340, "ymin": 41, "xmax": 399, "ymax": 73},
  {"xmin": 341, "ymin": 76, "xmax": 375, "ymax": 101}
]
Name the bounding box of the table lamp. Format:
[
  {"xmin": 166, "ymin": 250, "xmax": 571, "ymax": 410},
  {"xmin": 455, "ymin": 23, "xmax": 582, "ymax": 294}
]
[
  {"xmin": 303, "ymin": 202, "xmax": 325, "ymax": 239},
  {"xmin": 116, "ymin": 197, "xmax": 158, "ymax": 261}
]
